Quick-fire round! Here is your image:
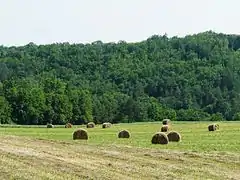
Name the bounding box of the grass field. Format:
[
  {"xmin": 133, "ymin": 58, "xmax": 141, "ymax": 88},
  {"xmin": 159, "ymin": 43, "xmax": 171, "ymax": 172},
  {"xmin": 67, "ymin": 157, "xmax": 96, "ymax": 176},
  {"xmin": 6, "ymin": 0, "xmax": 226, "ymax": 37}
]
[{"xmin": 0, "ymin": 121, "xmax": 240, "ymax": 180}]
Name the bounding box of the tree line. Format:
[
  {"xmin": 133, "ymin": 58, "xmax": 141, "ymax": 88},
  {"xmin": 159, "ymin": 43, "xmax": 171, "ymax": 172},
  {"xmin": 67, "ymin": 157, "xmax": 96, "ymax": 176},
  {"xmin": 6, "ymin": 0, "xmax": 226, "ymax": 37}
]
[{"xmin": 1, "ymin": 31, "xmax": 240, "ymax": 125}]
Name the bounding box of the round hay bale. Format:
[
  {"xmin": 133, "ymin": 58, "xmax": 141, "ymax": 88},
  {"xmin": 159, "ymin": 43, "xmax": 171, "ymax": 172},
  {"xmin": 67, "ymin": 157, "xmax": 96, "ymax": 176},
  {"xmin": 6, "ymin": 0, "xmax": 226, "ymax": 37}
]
[
  {"xmin": 118, "ymin": 130, "xmax": 130, "ymax": 138},
  {"xmin": 73, "ymin": 129, "xmax": 88, "ymax": 140},
  {"xmin": 102, "ymin": 122, "xmax": 112, "ymax": 128},
  {"xmin": 86, "ymin": 122, "xmax": 95, "ymax": 128},
  {"xmin": 208, "ymin": 124, "xmax": 217, "ymax": 131},
  {"xmin": 162, "ymin": 119, "xmax": 170, "ymax": 125},
  {"xmin": 161, "ymin": 125, "xmax": 169, "ymax": 132},
  {"xmin": 65, "ymin": 123, "xmax": 72, "ymax": 128},
  {"xmin": 47, "ymin": 124, "xmax": 54, "ymax": 128},
  {"xmin": 167, "ymin": 131, "xmax": 181, "ymax": 142},
  {"xmin": 151, "ymin": 132, "xmax": 169, "ymax": 144}
]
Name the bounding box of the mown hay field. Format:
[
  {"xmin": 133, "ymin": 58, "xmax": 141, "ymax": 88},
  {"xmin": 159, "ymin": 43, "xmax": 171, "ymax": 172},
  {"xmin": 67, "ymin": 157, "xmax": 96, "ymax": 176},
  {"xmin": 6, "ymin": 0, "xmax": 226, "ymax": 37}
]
[
  {"xmin": 0, "ymin": 121, "xmax": 239, "ymax": 152},
  {"xmin": 0, "ymin": 121, "xmax": 239, "ymax": 180}
]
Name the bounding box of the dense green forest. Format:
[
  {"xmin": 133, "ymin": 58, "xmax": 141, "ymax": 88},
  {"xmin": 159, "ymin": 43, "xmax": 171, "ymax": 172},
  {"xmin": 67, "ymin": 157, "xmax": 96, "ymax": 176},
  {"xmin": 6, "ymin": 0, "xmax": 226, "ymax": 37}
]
[{"xmin": 1, "ymin": 31, "xmax": 240, "ymax": 125}]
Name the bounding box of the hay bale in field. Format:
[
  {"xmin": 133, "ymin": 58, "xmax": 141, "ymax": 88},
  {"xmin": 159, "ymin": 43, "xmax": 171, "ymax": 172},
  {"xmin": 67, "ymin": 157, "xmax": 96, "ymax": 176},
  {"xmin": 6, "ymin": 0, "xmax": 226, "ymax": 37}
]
[
  {"xmin": 208, "ymin": 124, "xmax": 219, "ymax": 131},
  {"xmin": 47, "ymin": 124, "xmax": 54, "ymax": 128},
  {"xmin": 162, "ymin": 119, "xmax": 170, "ymax": 125},
  {"xmin": 65, "ymin": 123, "xmax": 72, "ymax": 128},
  {"xmin": 118, "ymin": 130, "xmax": 130, "ymax": 138},
  {"xmin": 86, "ymin": 122, "xmax": 95, "ymax": 128},
  {"xmin": 151, "ymin": 132, "xmax": 169, "ymax": 144},
  {"xmin": 73, "ymin": 128, "xmax": 88, "ymax": 140},
  {"xmin": 167, "ymin": 131, "xmax": 181, "ymax": 142},
  {"xmin": 161, "ymin": 125, "xmax": 169, "ymax": 132},
  {"xmin": 208, "ymin": 124, "xmax": 216, "ymax": 131},
  {"xmin": 102, "ymin": 122, "xmax": 112, "ymax": 128}
]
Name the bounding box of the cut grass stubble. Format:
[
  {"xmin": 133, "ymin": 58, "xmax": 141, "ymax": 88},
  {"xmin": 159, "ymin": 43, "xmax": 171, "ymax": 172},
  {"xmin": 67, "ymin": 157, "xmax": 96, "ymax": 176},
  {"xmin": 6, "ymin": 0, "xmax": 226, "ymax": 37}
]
[{"xmin": 0, "ymin": 121, "xmax": 240, "ymax": 180}]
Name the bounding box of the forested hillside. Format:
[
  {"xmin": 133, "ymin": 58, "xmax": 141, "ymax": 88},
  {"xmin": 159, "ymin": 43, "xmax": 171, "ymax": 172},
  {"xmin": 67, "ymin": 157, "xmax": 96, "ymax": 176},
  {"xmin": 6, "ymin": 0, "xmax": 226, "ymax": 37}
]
[{"xmin": 1, "ymin": 31, "xmax": 240, "ymax": 125}]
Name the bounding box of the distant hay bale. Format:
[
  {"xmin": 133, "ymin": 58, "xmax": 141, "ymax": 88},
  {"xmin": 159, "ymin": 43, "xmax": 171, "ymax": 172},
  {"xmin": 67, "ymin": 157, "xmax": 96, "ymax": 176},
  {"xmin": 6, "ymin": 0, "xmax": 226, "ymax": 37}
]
[
  {"xmin": 65, "ymin": 123, "xmax": 72, "ymax": 128},
  {"xmin": 151, "ymin": 132, "xmax": 169, "ymax": 144},
  {"xmin": 208, "ymin": 124, "xmax": 216, "ymax": 131},
  {"xmin": 47, "ymin": 124, "xmax": 54, "ymax": 128},
  {"xmin": 73, "ymin": 129, "xmax": 88, "ymax": 140},
  {"xmin": 102, "ymin": 122, "xmax": 112, "ymax": 128},
  {"xmin": 161, "ymin": 125, "xmax": 169, "ymax": 132},
  {"xmin": 208, "ymin": 124, "xmax": 219, "ymax": 131},
  {"xmin": 86, "ymin": 122, "xmax": 95, "ymax": 128},
  {"xmin": 167, "ymin": 131, "xmax": 181, "ymax": 142},
  {"xmin": 118, "ymin": 130, "xmax": 130, "ymax": 138},
  {"xmin": 162, "ymin": 119, "xmax": 170, "ymax": 125}
]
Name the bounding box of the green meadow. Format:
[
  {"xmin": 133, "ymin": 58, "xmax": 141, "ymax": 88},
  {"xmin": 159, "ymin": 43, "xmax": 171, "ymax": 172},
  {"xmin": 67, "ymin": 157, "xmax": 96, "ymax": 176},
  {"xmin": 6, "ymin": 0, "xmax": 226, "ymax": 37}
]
[{"xmin": 1, "ymin": 121, "xmax": 239, "ymax": 152}]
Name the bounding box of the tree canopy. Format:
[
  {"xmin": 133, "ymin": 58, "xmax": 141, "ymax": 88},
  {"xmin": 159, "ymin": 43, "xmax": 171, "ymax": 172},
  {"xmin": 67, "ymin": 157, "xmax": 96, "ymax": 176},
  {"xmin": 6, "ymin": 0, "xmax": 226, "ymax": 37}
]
[{"xmin": 1, "ymin": 31, "xmax": 240, "ymax": 124}]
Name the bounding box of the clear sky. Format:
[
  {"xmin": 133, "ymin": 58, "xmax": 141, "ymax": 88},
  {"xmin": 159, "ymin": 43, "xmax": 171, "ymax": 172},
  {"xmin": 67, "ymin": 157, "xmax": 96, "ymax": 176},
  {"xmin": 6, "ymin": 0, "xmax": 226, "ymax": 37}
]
[{"xmin": 1, "ymin": 0, "xmax": 239, "ymax": 46}]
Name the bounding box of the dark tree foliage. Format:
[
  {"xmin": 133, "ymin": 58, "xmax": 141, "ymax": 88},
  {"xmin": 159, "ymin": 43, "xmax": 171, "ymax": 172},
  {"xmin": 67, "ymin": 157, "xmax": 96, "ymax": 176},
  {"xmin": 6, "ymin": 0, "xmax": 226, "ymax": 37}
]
[{"xmin": 1, "ymin": 31, "xmax": 240, "ymax": 124}]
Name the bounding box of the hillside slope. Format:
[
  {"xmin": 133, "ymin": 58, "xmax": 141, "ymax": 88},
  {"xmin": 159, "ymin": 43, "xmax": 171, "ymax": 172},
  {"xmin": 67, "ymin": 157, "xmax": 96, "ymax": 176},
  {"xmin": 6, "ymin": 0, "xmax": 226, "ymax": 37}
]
[{"xmin": 1, "ymin": 31, "xmax": 240, "ymax": 124}]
